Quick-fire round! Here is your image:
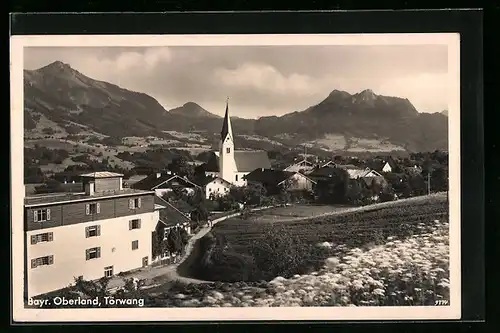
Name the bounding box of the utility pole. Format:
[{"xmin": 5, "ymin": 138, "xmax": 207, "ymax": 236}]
[{"xmin": 427, "ymin": 172, "xmax": 431, "ymax": 195}]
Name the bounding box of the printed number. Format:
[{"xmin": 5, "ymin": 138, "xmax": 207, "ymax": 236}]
[{"xmin": 435, "ymin": 300, "xmax": 449, "ymax": 306}]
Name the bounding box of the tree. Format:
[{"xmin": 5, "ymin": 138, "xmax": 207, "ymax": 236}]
[
  {"xmin": 168, "ymin": 156, "xmax": 194, "ymax": 180},
  {"xmin": 229, "ymin": 182, "xmax": 267, "ymax": 206},
  {"xmin": 167, "ymin": 228, "xmax": 184, "ymax": 254},
  {"xmin": 431, "ymin": 166, "xmax": 448, "ymax": 192},
  {"xmin": 191, "ymin": 204, "xmax": 209, "ymax": 229},
  {"xmin": 409, "ymin": 174, "xmax": 426, "ymax": 196}
]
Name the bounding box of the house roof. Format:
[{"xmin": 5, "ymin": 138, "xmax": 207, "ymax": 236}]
[
  {"xmin": 154, "ymin": 196, "xmax": 191, "ymax": 226},
  {"xmin": 245, "ymin": 169, "xmax": 295, "ymax": 186},
  {"xmin": 131, "ymin": 173, "xmax": 200, "ymax": 191},
  {"xmin": 204, "ymin": 177, "xmax": 232, "ymax": 187},
  {"xmin": 79, "ymin": 171, "xmax": 124, "ymax": 178},
  {"xmin": 321, "ymin": 161, "xmax": 337, "ymax": 168},
  {"xmin": 308, "ymin": 166, "xmax": 346, "ymax": 179},
  {"xmin": 284, "ymin": 159, "xmax": 315, "ymax": 172},
  {"xmin": 204, "ymin": 151, "xmax": 271, "ymax": 173}
]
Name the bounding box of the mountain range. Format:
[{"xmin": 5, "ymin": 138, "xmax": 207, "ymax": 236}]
[{"xmin": 24, "ymin": 61, "xmax": 448, "ymax": 153}]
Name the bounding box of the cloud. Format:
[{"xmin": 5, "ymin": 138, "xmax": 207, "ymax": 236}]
[{"xmin": 213, "ymin": 63, "xmax": 317, "ymax": 96}]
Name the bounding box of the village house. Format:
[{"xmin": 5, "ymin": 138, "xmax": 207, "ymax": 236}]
[
  {"xmin": 283, "ymin": 159, "xmax": 316, "ymax": 174},
  {"xmin": 131, "ymin": 172, "xmax": 201, "ymax": 197},
  {"xmin": 201, "ymin": 100, "xmax": 271, "ymax": 186},
  {"xmin": 202, "ymin": 176, "xmax": 232, "ymax": 199},
  {"xmin": 23, "ymin": 172, "xmax": 159, "ymax": 298},
  {"xmin": 152, "ymin": 196, "xmax": 192, "ymax": 266},
  {"xmin": 244, "ymin": 168, "xmax": 316, "ymax": 195},
  {"xmin": 336, "ymin": 164, "xmax": 383, "ymax": 179}
]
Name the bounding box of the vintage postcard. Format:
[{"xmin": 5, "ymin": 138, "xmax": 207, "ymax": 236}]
[{"xmin": 11, "ymin": 33, "xmax": 460, "ymax": 322}]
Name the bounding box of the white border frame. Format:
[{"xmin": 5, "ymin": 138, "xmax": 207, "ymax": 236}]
[{"xmin": 10, "ymin": 33, "xmax": 461, "ymax": 322}]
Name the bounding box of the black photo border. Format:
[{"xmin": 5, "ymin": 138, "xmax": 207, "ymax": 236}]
[{"xmin": 9, "ymin": 9, "xmax": 485, "ymax": 330}]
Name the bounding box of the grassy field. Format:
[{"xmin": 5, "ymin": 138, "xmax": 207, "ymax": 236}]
[{"xmin": 180, "ymin": 194, "xmax": 448, "ymax": 282}]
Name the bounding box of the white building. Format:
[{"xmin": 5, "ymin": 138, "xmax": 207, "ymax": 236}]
[
  {"xmin": 24, "ymin": 172, "xmax": 159, "ymax": 298},
  {"xmin": 203, "ymin": 177, "xmax": 232, "ymax": 199},
  {"xmin": 203, "ymin": 100, "xmax": 271, "ymax": 187}
]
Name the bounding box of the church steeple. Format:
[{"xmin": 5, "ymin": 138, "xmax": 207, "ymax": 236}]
[
  {"xmin": 218, "ymin": 97, "xmax": 236, "ymax": 183},
  {"xmin": 220, "ymin": 97, "xmax": 233, "ymax": 141}
]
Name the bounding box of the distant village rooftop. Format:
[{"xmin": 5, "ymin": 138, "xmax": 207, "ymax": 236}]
[{"xmin": 24, "ymin": 188, "xmax": 154, "ymax": 207}]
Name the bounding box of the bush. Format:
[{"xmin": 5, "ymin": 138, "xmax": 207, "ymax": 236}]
[{"xmin": 249, "ymin": 224, "xmax": 316, "ymax": 280}]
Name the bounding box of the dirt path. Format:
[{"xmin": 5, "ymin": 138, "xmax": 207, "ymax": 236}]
[{"xmin": 108, "ymin": 211, "xmax": 243, "ymax": 290}]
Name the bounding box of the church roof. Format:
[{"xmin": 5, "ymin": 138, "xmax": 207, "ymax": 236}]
[
  {"xmin": 203, "ymin": 151, "xmax": 272, "ymax": 173},
  {"xmin": 220, "ymin": 99, "xmax": 233, "ymax": 141}
]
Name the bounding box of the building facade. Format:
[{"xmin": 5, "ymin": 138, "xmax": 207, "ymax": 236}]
[{"xmin": 24, "ymin": 172, "xmax": 159, "ymax": 298}]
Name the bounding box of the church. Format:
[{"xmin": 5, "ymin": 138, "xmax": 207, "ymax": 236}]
[{"xmin": 203, "ymin": 100, "xmax": 271, "ymax": 187}]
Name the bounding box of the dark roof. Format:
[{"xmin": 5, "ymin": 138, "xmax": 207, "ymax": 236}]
[
  {"xmin": 155, "ymin": 196, "xmax": 191, "ymax": 226},
  {"xmin": 131, "ymin": 173, "xmax": 199, "ymax": 191},
  {"xmin": 220, "ymin": 100, "xmax": 231, "ymax": 141},
  {"xmin": 203, "ymin": 151, "xmax": 272, "ymax": 173},
  {"xmin": 154, "ymin": 194, "xmax": 194, "ymax": 214},
  {"xmin": 32, "ymin": 182, "xmax": 84, "ymax": 194},
  {"xmin": 24, "ymin": 189, "xmax": 154, "ymax": 207},
  {"xmin": 308, "ymin": 166, "xmax": 347, "ymax": 179},
  {"xmin": 244, "ymin": 169, "xmax": 294, "ymax": 186}
]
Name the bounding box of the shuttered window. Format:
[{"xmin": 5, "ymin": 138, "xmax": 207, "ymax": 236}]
[
  {"xmin": 129, "ymin": 219, "xmax": 141, "ymax": 230},
  {"xmin": 129, "ymin": 197, "xmax": 142, "ymax": 209},
  {"xmin": 33, "ymin": 209, "xmax": 51, "ymax": 222},
  {"xmin": 30, "ymin": 232, "xmax": 54, "ymax": 244},
  {"xmin": 85, "ymin": 247, "xmax": 101, "ymax": 260},
  {"xmin": 85, "ymin": 225, "xmax": 101, "ymax": 238},
  {"xmin": 86, "ymin": 203, "xmax": 100, "ymax": 215},
  {"xmin": 31, "ymin": 255, "xmax": 54, "ymax": 268}
]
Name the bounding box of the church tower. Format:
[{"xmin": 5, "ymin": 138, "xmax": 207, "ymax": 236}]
[{"xmin": 219, "ymin": 99, "xmax": 237, "ymax": 183}]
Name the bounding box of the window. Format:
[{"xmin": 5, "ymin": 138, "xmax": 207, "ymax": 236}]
[
  {"xmin": 85, "ymin": 225, "xmax": 101, "ymax": 238},
  {"xmin": 33, "ymin": 209, "xmax": 51, "ymax": 222},
  {"xmin": 30, "ymin": 232, "xmax": 53, "ymax": 244},
  {"xmin": 226, "ymin": 147, "xmax": 231, "ymax": 153},
  {"xmin": 85, "ymin": 203, "xmax": 100, "ymax": 215},
  {"xmin": 132, "ymin": 240, "xmax": 139, "ymax": 250},
  {"xmin": 104, "ymin": 266, "xmax": 113, "ymax": 278},
  {"xmin": 31, "ymin": 255, "xmax": 54, "ymax": 268},
  {"xmin": 235, "ymin": 174, "xmax": 238, "ymax": 181},
  {"xmin": 129, "ymin": 197, "xmax": 142, "ymax": 209},
  {"xmin": 164, "ymin": 228, "xmax": 170, "ymax": 240},
  {"xmin": 86, "ymin": 247, "xmax": 101, "ymax": 260},
  {"xmin": 129, "ymin": 219, "xmax": 141, "ymax": 230}
]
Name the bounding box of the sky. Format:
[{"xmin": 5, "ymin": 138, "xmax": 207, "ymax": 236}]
[{"xmin": 24, "ymin": 45, "xmax": 449, "ymax": 118}]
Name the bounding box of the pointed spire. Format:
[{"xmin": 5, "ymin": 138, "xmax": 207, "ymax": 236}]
[{"xmin": 220, "ymin": 97, "xmax": 233, "ymax": 141}]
